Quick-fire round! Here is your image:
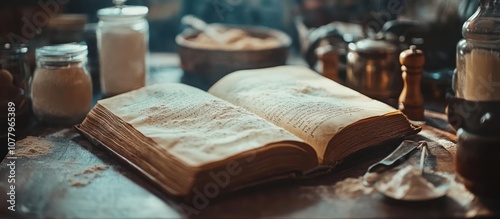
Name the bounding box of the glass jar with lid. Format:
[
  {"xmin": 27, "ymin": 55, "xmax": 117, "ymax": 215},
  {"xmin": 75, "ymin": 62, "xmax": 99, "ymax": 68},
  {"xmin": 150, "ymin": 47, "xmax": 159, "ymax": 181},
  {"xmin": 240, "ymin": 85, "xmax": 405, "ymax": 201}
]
[
  {"xmin": 0, "ymin": 43, "xmax": 31, "ymax": 137},
  {"xmin": 97, "ymin": 0, "xmax": 149, "ymax": 97},
  {"xmin": 449, "ymin": 0, "xmax": 500, "ymax": 198},
  {"xmin": 32, "ymin": 43, "xmax": 92, "ymax": 125},
  {"xmin": 455, "ymin": 0, "xmax": 500, "ymax": 102}
]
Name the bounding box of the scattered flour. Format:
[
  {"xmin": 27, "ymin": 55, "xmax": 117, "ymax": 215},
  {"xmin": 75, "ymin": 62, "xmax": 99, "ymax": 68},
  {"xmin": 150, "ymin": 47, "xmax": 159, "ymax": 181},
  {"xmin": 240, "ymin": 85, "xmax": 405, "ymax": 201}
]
[
  {"xmin": 68, "ymin": 164, "xmax": 109, "ymax": 187},
  {"xmin": 15, "ymin": 136, "xmax": 54, "ymax": 158},
  {"xmin": 47, "ymin": 128, "xmax": 75, "ymax": 138},
  {"xmin": 318, "ymin": 170, "xmax": 477, "ymax": 208},
  {"xmin": 439, "ymin": 172, "xmax": 475, "ymax": 207},
  {"xmin": 376, "ymin": 165, "xmax": 438, "ymax": 200},
  {"xmin": 331, "ymin": 177, "xmax": 375, "ymax": 199}
]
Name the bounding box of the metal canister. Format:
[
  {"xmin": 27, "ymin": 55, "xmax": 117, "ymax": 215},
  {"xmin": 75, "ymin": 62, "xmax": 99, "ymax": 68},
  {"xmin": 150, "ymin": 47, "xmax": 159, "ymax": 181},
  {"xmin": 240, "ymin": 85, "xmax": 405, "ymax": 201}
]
[{"xmin": 346, "ymin": 38, "xmax": 402, "ymax": 99}]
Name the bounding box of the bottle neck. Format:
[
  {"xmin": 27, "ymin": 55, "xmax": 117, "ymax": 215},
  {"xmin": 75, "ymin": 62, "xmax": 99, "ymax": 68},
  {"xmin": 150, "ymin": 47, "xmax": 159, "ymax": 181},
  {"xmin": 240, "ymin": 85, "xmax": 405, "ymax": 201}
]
[
  {"xmin": 477, "ymin": 0, "xmax": 500, "ymax": 16},
  {"xmin": 463, "ymin": 0, "xmax": 500, "ymax": 42}
]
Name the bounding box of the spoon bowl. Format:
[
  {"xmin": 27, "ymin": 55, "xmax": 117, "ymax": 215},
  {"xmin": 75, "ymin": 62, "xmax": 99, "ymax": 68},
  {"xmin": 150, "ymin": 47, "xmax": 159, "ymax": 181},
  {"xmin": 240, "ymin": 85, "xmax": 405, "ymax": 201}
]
[{"xmin": 374, "ymin": 168, "xmax": 451, "ymax": 201}]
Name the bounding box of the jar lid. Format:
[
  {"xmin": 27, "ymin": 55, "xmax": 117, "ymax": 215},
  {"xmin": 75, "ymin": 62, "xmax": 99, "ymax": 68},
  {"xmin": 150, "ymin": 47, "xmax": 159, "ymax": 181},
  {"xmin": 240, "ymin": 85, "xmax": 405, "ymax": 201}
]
[
  {"xmin": 349, "ymin": 38, "xmax": 397, "ymax": 55},
  {"xmin": 36, "ymin": 43, "xmax": 88, "ymax": 63},
  {"xmin": 97, "ymin": 6, "xmax": 148, "ymax": 19}
]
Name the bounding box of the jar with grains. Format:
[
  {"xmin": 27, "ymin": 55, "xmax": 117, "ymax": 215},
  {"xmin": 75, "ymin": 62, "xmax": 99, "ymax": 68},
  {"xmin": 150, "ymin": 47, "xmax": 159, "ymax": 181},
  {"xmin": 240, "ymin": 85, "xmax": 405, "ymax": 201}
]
[
  {"xmin": 0, "ymin": 43, "xmax": 31, "ymax": 137},
  {"xmin": 450, "ymin": 0, "xmax": 500, "ymax": 198},
  {"xmin": 97, "ymin": 1, "xmax": 149, "ymax": 97},
  {"xmin": 32, "ymin": 43, "xmax": 92, "ymax": 125}
]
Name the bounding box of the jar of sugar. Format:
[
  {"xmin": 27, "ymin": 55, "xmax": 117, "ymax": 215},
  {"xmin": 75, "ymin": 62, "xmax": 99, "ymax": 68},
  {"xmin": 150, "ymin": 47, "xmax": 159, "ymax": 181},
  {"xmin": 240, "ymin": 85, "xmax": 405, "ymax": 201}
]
[
  {"xmin": 32, "ymin": 43, "xmax": 92, "ymax": 125},
  {"xmin": 97, "ymin": 0, "xmax": 149, "ymax": 97}
]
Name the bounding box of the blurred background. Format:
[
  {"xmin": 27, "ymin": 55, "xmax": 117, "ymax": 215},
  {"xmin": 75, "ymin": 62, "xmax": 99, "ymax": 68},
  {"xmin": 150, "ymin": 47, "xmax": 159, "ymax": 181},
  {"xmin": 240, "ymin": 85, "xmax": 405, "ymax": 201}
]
[
  {"xmin": 0, "ymin": 0, "xmax": 478, "ymax": 52},
  {"xmin": 0, "ymin": 0, "xmax": 481, "ymax": 100},
  {"xmin": 0, "ymin": 0, "xmax": 484, "ymax": 158}
]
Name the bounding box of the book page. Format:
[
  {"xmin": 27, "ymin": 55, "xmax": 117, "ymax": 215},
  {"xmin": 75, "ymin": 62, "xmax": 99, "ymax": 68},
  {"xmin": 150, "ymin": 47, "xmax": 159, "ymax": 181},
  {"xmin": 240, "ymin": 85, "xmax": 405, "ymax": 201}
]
[
  {"xmin": 98, "ymin": 83, "xmax": 307, "ymax": 167},
  {"xmin": 209, "ymin": 66, "xmax": 397, "ymax": 159}
]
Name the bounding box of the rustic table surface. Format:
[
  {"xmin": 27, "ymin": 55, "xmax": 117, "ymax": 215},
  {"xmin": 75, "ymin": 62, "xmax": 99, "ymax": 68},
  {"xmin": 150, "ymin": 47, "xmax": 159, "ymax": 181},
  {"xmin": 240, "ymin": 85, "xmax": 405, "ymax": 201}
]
[{"xmin": 1, "ymin": 54, "xmax": 499, "ymax": 218}]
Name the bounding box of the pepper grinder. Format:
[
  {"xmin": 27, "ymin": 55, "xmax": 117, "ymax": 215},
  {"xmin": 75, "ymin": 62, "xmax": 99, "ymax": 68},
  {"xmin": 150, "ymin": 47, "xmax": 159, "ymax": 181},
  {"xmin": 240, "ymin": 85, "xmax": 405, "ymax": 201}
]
[{"xmin": 398, "ymin": 45, "xmax": 424, "ymax": 124}]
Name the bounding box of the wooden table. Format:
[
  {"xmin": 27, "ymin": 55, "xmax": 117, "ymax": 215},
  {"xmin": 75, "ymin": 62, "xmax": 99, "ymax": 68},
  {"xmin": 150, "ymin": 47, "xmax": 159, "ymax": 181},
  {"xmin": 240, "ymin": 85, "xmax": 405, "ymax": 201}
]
[{"xmin": 1, "ymin": 54, "xmax": 499, "ymax": 218}]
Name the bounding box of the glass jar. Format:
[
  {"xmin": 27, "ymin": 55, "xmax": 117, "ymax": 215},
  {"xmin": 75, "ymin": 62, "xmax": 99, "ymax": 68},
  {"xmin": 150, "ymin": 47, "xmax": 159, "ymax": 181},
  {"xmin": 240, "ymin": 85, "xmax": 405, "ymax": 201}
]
[
  {"xmin": 450, "ymin": 0, "xmax": 500, "ymax": 198},
  {"xmin": 0, "ymin": 43, "xmax": 31, "ymax": 137},
  {"xmin": 32, "ymin": 44, "xmax": 93, "ymax": 125},
  {"xmin": 97, "ymin": 2, "xmax": 149, "ymax": 97},
  {"xmin": 456, "ymin": 0, "xmax": 500, "ymax": 102}
]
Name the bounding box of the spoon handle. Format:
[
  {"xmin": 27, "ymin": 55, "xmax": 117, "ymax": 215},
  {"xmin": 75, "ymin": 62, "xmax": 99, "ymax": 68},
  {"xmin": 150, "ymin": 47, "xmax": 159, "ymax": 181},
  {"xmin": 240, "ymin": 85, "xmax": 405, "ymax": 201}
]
[
  {"xmin": 419, "ymin": 142, "xmax": 428, "ymax": 174},
  {"xmin": 363, "ymin": 140, "xmax": 419, "ymax": 186},
  {"xmin": 181, "ymin": 15, "xmax": 208, "ymax": 31},
  {"xmin": 181, "ymin": 15, "xmax": 227, "ymax": 44}
]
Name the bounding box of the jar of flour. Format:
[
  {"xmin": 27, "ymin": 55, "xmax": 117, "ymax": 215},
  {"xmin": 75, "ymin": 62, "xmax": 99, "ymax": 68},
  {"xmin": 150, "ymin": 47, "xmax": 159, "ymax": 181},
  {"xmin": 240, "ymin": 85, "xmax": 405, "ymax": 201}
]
[
  {"xmin": 32, "ymin": 44, "xmax": 92, "ymax": 125},
  {"xmin": 97, "ymin": 0, "xmax": 148, "ymax": 97}
]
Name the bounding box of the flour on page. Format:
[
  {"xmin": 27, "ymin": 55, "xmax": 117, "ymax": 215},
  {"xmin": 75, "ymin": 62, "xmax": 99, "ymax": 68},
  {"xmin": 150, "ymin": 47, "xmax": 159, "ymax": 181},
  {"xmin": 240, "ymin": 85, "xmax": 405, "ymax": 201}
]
[
  {"xmin": 99, "ymin": 83, "xmax": 304, "ymax": 167},
  {"xmin": 209, "ymin": 66, "xmax": 396, "ymax": 158}
]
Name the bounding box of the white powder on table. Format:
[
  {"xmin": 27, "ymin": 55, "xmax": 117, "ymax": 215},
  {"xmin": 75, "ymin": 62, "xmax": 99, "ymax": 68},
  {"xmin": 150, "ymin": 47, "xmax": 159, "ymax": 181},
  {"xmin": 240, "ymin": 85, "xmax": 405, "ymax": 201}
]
[
  {"xmin": 68, "ymin": 164, "xmax": 109, "ymax": 187},
  {"xmin": 15, "ymin": 136, "xmax": 54, "ymax": 158},
  {"xmin": 47, "ymin": 128, "xmax": 75, "ymax": 138},
  {"xmin": 332, "ymin": 177, "xmax": 375, "ymax": 199},
  {"xmin": 376, "ymin": 165, "xmax": 439, "ymax": 200}
]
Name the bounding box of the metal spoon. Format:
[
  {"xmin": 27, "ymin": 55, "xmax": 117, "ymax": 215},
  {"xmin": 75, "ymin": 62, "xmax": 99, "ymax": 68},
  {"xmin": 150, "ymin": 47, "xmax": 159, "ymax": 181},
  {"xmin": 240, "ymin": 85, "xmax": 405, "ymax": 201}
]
[
  {"xmin": 374, "ymin": 142, "xmax": 451, "ymax": 201},
  {"xmin": 416, "ymin": 142, "xmax": 451, "ymax": 200},
  {"xmin": 363, "ymin": 140, "xmax": 420, "ymax": 186}
]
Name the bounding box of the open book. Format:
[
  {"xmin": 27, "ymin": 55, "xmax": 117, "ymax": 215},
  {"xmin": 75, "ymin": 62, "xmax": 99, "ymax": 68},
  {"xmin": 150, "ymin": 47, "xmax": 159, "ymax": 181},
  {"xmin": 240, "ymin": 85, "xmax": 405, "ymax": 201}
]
[{"xmin": 77, "ymin": 66, "xmax": 419, "ymax": 197}]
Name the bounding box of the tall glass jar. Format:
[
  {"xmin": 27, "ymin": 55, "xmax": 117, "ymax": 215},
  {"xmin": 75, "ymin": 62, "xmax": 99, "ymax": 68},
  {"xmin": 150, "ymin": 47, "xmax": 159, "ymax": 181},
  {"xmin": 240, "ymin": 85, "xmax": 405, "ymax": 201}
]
[
  {"xmin": 450, "ymin": 0, "xmax": 500, "ymax": 198},
  {"xmin": 97, "ymin": 2, "xmax": 149, "ymax": 97},
  {"xmin": 0, "ymin": 43, "xmax": 31, "ymax": 137},
  {"xmin": 32, "ymin": 44, "xmax": 93, "ymax": 125},
  {"xmin": 456, "ymin": 0, "xmax": 500, "ymax": 102}
]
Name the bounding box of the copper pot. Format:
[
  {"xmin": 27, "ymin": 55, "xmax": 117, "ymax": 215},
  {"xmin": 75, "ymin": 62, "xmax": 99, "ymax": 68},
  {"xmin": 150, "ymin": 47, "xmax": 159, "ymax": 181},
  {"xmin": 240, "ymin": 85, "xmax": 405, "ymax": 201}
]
[{"xmin": 346, "ymin": 38, "xmax": 402, "ymax": 99}]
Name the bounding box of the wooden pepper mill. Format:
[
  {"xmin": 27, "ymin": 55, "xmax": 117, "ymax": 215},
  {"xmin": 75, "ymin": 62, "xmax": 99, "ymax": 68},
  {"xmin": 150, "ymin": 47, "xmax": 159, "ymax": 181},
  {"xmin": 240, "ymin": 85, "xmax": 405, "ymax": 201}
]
[{"xmin": 398, "ymin": 45, "xmax": 424, "ymax": 123}]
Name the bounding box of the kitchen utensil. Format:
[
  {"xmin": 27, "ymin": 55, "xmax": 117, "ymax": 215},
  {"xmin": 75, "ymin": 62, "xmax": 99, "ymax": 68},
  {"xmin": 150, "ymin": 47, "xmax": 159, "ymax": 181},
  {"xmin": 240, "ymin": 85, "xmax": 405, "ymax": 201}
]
[
  {"xmin": 362, "ymin": 140, "xmax": 420, "ymax": 186},
  {"xmin": 398, "ymin": 45, "xmax": 425, "ymax": 124},
  {"xmin": 181, "ymin": 15, "xmax": 228, "ymax": 44},
  {"xmin": 374, "ymin": 142, "xmax": 451, "ymax": 201},
  {"xmin": 346, "ymin": 37, "xmax": 402, "ymax": 99}
]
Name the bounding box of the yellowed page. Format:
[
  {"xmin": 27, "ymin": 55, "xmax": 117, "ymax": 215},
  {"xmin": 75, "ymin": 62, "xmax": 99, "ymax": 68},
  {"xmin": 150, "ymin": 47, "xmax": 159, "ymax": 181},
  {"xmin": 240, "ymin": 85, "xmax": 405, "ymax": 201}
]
[
  {"xmin": 98, "ymin": 83, "xmax": 306, "ymax": 167},
  {"xmin": 209, "ymin": 66, "xmax": 397, "ymax": 160}
]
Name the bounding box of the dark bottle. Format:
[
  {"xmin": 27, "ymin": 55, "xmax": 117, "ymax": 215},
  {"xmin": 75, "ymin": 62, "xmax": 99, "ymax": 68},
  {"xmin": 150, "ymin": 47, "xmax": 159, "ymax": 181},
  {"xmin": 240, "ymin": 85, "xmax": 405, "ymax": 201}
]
[{"xmin": 0, "ymin": 43, "xmax": 31, "ymax": 139}]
